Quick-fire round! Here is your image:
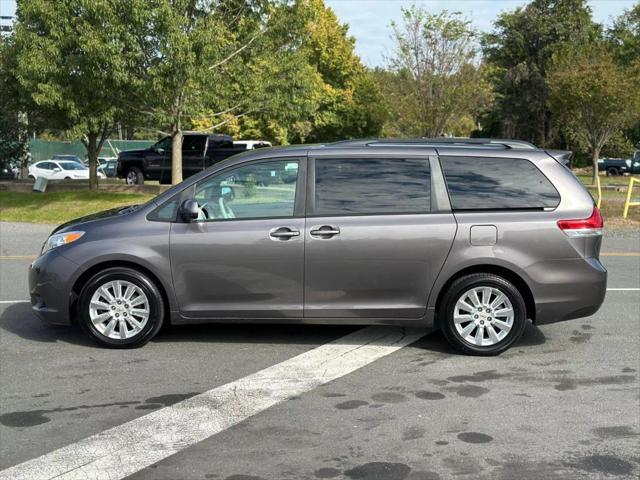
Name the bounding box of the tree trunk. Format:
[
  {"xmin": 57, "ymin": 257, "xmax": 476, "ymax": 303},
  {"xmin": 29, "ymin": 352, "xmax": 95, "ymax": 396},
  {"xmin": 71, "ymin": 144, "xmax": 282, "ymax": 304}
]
[
  {"xmin": 171, "ymin": 128, "xmax": 183, "ymax": 185},
  {"xmin": 591, "ymin": 146, "xmax": 600, "ymax": 186},
  {"xmin": 87, "ymin": 132, "xmax": 99, "ymax": 190}
]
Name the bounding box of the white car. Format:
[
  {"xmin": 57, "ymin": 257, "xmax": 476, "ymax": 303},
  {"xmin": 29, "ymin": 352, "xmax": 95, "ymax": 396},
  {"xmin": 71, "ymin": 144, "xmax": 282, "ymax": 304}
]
[
  {"xmin": 28, "ymin": 160, "xmax": 106, "ymax": 180},
  {"xmin": 234, "ymin": 140, "xmax": 272, "ymax": 150}
]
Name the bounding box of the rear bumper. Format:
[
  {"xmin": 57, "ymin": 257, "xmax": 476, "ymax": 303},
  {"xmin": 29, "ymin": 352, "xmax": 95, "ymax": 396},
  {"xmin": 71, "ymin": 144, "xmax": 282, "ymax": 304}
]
[
  {"xmin": 29, "ymin": 250, "xmax": 84, "ymax": 326},
  {"xmin": 530, "ymin": 257, "xmax": 607, "ymax": 325}
]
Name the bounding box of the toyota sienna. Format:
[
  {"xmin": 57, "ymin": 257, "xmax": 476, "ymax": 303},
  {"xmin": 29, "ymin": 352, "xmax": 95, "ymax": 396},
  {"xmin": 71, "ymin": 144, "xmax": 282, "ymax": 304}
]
[{"xmin": 29, "ymin": 138, "xmax": 607, "ymax": 355}]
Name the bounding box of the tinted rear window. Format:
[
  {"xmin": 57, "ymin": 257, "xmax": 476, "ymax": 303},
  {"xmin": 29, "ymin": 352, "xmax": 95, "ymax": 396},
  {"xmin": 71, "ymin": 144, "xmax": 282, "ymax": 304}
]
[
  {"xmin": 440, "ymin": 156, "xmax": 560, "ymax": 210},
  {"xmin": 314, "ymin": 158, "xmax": 430, "ymax": 215}
]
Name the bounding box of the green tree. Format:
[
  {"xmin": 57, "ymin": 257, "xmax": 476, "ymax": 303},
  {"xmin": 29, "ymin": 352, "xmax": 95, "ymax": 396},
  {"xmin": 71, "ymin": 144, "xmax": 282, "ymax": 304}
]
[
  {"xmin": 384, "ymin": 6, "xmax": 491, "ymax": 138},
  {"xmin": 291, "ymin": 0, "xmax": 386, "ymax": 142},
  {"xmin": 197, "ymin": 0, "xmax": 386, "ymax": 145},
  {"xmin": 482, "ymin": 0, "xmax": 598, "ymax": 145},
  {"xmin": 548, "ymin": 43, "xmax": 640, "ymax": 184},
  {"xmin": 0, "ymin": 35, "xmax": 29, "ymax": 173},
  {"xmin": 608, "ymin": 4, "xmax": 640, "ymax": 150},
  {"xmin": 11, "ymin": 0, "xmax": 147, "ymax": 188},
  {"xmin": 608, "ymin": 3, "xmax": 640, "ymax": 67},
  {"xmin": 141, "ymin": 0, "xmax": 322, "ymax": 183}
]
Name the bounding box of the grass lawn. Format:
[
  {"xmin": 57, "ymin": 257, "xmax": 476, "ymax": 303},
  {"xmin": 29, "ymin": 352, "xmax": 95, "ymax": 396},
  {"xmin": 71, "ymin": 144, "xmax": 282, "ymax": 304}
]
[
  {"xmin": 0, "ymin": 191, "xmax": 155, "ymax": 224},
  {"xmin": 576, "ymin": 173, "xmax": 640, "ymax": 186}
]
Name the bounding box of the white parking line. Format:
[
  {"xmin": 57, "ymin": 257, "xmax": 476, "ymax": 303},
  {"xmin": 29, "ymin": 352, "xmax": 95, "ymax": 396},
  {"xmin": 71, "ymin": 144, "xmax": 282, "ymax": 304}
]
[
  {"xmin": 0, "ymin": 300, "xmax": 29, "ymax": 304},
  {"xmin": 0, "ymin": 326, "xmax": 424, "ymax": 480}
]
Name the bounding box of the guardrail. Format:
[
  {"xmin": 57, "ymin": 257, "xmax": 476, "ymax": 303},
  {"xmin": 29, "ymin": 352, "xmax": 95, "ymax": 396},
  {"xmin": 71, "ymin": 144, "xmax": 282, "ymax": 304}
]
[{"xmin": 623, "ymin": 177, "xmax": 640, "ymax": 219}]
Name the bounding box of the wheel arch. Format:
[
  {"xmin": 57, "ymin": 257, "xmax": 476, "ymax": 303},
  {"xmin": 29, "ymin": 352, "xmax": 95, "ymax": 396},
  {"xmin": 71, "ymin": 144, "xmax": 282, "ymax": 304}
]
[
  {"xmin": 70, "ymin": 260, "xmax": 171, "ymax": 326},
  {"xmin": 433, "ymin": 264, "xmax": 536, "ymax": 327}
]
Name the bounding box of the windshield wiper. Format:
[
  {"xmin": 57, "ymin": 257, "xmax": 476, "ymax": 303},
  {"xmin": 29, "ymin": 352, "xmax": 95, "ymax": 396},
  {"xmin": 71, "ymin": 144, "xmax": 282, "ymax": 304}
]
[{"xmin": 119, "ymin": 205, "xmax": 140, "ymax": 214}]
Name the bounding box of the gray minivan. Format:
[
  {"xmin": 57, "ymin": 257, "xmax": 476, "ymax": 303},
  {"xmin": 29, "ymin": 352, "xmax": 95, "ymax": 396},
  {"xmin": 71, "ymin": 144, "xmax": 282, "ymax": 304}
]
[{"xmin": 29, "ymin": 139, "xmax": 607, "ymax": 355}]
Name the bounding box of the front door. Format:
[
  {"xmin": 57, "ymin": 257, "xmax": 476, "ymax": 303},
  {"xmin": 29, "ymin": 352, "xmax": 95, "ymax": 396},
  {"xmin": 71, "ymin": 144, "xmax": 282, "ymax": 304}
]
[
  {"xmin": 170, "ymin": 157, "xmax": 306, "ymax": 319},
  {"xmin": 144, "ymin": 137, "xmax": 171, "ymax": 182},
  {"xmin": 304, "ymin": 155, "xmax": 457, "ymax": 319}
]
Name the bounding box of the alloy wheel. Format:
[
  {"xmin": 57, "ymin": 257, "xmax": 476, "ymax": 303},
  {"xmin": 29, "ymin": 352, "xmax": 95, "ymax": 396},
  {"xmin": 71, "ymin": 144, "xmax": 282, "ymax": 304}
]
[
  {"xmin": 88, "ymin": 280, "xmax": 150, "ymax": 340},
  {"xmin": 453, "ymin": 286, "xmax": 514, "ymax": 347}
]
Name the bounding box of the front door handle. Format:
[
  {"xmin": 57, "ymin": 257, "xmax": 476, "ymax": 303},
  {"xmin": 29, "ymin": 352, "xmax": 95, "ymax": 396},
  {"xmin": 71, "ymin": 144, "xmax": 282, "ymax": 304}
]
[
  {"xmin": 269, "ymin": 227, "xmax": 300, "ymax": 240},
  {"xmin": 310, "ymin": 225, "xmax": 340, "ymax": 237}
]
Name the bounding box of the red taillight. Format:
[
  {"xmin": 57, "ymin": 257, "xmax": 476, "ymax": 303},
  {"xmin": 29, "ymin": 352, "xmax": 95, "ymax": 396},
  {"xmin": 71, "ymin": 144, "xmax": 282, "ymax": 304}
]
[{"xmin": 557, "ymin": 207, "xmax": 604, "ymax": 237}]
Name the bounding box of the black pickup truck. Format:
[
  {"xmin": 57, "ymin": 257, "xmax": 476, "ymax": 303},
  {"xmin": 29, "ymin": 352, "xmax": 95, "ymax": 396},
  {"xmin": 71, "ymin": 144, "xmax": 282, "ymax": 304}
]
[
  {"xmin": 117, "ymin": 133, "xmax": 248, "ymax": 184},
  {"xmin": 597, "ymin": 150, "xmax": 640, "ymax": 176}
]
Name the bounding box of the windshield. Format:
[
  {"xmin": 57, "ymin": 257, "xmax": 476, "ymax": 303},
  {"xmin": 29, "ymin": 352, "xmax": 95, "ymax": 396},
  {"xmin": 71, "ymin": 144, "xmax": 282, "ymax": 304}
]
[{"xmin": 60, "ymin": 162, "xmax": 87, "ymax": 171}]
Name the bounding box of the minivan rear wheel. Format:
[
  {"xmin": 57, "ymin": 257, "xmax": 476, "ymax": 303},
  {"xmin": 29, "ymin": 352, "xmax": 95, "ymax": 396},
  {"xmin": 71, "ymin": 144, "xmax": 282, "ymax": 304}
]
[
  {"xmin": 439, "ymin": 273, "xmax": 527, "ymax": 356},
  {"xmin": 78, "ymin": 267, "xmax": 164, "ymax": 348}
]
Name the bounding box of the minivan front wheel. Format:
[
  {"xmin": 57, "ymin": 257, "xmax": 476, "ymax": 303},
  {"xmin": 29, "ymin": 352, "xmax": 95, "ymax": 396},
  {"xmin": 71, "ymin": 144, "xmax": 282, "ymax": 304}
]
[
  {"xmin": 439, "ymin": 273, "xmax": 527, "ymax": 356},
  {"xmin": 78, "ymin": 267, "xmax": 164, "ymax": 348}
]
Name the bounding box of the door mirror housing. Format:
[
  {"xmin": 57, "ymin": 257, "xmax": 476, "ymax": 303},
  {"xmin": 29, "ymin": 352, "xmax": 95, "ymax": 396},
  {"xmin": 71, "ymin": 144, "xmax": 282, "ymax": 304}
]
[
  {"xmin": 180, "ymin": 199, "xmax": 199, "ymax": 221},
  {"xmin": 53, "ymin": 167, "xmax": 62, "ymax": 173}
]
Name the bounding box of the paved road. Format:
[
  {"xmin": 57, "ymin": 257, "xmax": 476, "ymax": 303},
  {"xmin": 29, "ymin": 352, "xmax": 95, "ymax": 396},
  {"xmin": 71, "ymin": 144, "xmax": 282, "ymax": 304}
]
[{"xmin": 0, "ymin": 222, "xmax": 638, "ymax": 479}]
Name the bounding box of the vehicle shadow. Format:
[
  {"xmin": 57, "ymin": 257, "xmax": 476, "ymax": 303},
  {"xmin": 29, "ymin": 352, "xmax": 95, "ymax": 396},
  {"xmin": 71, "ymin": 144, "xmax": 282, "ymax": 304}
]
[
  {"xmin": 0, "ymin": 302, "xmax": 88, "ymax": 346},
  {"xmin": 0, "ymin": 302, "xmax": 547, "ymax": 351}
]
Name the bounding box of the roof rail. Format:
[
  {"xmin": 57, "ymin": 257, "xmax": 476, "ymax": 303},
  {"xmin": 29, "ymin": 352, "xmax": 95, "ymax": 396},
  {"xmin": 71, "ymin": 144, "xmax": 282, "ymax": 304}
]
[{"xmin": 330, "ymin": 138, "xmax": 537, "ymax": 150}]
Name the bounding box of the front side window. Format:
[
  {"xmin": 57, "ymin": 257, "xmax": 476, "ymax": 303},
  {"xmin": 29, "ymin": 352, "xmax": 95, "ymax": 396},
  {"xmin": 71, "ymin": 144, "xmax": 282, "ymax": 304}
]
[
  {"xmin": 440, "ymin": 156, "xmax": 560, "ymax": 210},
  {"xmin": 314, "ymin": 158, "xmax": 431, "ymax": 215},
  {"xmin": 193, "ymin": 159, "xmax": 299, "ymax": 221},
  {"xmin": 155, "ymin": 137, "xmax": 172, "ymax": 151},
  {"xmin": 38, "ymin": 162, "xmax": 54, "ymax": 170}
]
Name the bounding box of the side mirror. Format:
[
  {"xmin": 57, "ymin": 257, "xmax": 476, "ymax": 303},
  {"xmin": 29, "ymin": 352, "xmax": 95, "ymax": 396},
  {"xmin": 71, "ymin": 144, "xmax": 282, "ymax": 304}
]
[
  {"xmin": 180, "ymin": 198, "xmax": 199, "ymax": 221},
  {"xmin": 53, "ymin": 167, "xmax": 62, "ymax": 173}
]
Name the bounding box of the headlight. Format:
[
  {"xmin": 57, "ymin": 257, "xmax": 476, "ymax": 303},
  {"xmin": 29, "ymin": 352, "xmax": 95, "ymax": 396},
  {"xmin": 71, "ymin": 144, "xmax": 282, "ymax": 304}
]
[{"xmin": 42, "ymin": 231, "xmax": 85, "ymax": 254}]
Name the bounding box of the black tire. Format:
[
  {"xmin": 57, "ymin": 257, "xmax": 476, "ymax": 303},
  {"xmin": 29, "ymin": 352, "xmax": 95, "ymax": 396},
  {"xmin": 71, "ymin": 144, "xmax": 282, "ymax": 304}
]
[
  {"xmin": 77, "ymin": 267, "xmax": 165, "ymax": 348},
  {"xmin": 439, "ymin": 273, "xmax": 527, "ymax": 356},
  {"xmin": 64, "ymin": 177, "xmax": 71, "ymax": 180},
  {"xmin": 606, "ymin": 167, "xmax": 620, "ymax": 176},
  {"xmin": 28, "ymin": 175, "xmax": 35, "ymax": 181},
  {"xmin": 125, "ymin": 167, "xmax": 144, "ymax": 185}
]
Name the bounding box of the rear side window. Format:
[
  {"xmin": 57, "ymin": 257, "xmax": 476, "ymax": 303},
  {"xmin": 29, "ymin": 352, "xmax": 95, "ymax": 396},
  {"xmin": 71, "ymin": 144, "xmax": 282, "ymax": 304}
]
[
  {"xmin": 314, "ymin": 158, "xmax": 430, "ymax": 215},
  {"xmin": 182, "ymin": 135, "xmax": 207, "ymax": 153},
  {"xmin": 440, "ymin": 156, "xmax": 560, "ymax": 210}
]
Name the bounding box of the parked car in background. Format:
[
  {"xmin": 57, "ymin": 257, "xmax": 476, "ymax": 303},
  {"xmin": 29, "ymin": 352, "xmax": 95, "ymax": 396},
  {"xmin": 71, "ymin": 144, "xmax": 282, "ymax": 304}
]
[
  {"xmin": 98, "ymin": 157, "xmax": 118, "ymax": 178},
  {"xmin": 0, "ymin": 161, "xmax": 17, "ymax": 180},
  {"xmin": 117, "ymin": 133, "xmax": 247, "ymax": 185},
  {"xmin": 28, "ymin": 160, "xmax": 106, "ymax": 180},
  {"xmin": 31, "ymin": 138, "xmax": 606, "ymax": 354},
  {"xmin": 234, "ymin": 140, "xmax": 272, "ymax": 150},
  {"xmin": 597, "ymin": 151, "xmax": 640, "ymax": 176}
]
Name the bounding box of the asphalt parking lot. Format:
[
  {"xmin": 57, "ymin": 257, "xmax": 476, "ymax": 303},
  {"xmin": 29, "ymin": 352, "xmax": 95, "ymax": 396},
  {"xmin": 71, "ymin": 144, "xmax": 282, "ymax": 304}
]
[{"xmin": 0, "ymin": 221, "xmax": 638, "ymax": 480}]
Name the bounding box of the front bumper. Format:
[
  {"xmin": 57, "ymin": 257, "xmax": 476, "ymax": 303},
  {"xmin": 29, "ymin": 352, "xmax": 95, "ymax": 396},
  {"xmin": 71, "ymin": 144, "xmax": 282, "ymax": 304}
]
[
  {"xmin": 29, "ymin": 250, "xmax": 84, "ymax": 325},
  {"xmin": 531, "ymin": 257, "xmax": 607, "ymax": 325}
]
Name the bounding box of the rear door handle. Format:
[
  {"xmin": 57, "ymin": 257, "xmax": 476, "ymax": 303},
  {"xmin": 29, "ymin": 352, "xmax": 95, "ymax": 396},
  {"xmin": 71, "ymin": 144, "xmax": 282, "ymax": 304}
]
[
  {"xmin": 269, "ymin": 227, "xmax": 300, "ymax": 240},
  {"xmin": 310, "ymin": 225, "xmax": 340, "ymax": 237}
]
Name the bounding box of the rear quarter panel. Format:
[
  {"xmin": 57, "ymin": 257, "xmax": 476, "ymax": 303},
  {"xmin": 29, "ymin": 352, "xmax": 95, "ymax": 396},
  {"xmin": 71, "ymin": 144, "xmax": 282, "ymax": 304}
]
[{"xmin": 427, "ymin": 151, "xmax": 603, "ymax": 323}]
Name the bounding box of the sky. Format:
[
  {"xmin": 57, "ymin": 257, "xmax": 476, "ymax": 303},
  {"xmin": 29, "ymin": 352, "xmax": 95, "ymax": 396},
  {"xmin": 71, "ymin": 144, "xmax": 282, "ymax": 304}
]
[
  {"xmin": 1, "ymin": 0, "xmax": 635, "ymax": 65},
  {"xmin": 325, "ymin": 0, "xmax": 635, "ymax": 66}
]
